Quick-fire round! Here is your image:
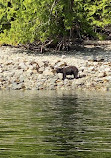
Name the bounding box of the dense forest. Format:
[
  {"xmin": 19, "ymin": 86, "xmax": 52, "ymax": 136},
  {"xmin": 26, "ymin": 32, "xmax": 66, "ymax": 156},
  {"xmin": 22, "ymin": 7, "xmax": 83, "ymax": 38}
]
[{"xmin": 0, "ymin": 0, "xmax": 111, "ymax": 51}]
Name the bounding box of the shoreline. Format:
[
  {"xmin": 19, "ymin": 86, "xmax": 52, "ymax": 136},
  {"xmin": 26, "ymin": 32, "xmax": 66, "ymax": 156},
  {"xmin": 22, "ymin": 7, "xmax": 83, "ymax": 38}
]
[{"xmin": 0, "ymin": 46, "xmax": 111, "ymax": 91}]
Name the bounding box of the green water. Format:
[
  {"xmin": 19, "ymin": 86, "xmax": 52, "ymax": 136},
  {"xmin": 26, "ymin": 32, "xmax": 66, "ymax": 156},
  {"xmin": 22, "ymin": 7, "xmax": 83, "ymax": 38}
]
[{"xmin": 0, "ymin": 90, "xmax": 111, "ymax": 158}]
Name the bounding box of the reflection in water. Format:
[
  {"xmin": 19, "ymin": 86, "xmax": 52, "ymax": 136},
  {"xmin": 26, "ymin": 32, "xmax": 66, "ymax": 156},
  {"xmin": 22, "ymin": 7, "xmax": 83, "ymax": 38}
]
[{"xmin": 0, "ymin": 90, "xmax": 111, "ymax": 158}]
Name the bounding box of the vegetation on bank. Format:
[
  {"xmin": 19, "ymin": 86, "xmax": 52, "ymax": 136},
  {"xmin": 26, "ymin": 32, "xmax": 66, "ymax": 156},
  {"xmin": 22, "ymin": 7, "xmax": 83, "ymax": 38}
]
[{"xmin": 0, "ymin": 0, "xmax": 111, "ymax": 51}]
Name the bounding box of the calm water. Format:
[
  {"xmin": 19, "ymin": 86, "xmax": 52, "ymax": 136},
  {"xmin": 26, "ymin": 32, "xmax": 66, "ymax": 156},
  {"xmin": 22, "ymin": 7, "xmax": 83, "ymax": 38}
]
[{"xmin": 0, "ymin": 90, "xmax": 111, "ymax": 158}]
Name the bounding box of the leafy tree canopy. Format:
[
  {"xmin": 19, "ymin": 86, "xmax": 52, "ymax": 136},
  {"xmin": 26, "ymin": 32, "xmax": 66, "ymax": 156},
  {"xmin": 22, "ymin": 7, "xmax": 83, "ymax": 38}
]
[{"xmin": 0, "ymin": 0, "xmax": 111, "ymax": 45}]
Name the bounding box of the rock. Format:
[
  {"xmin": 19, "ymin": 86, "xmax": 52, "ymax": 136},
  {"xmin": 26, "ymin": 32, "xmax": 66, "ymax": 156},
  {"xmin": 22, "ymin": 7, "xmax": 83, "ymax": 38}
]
[
  {"xmin": 98, "ymin": 72, "xmax": 107, "ymax": 78},
  {"xmin": 96, "ymin": 56, "xmax": 104, "ymax": 62},
  {"xmin": 43, "ymin": 61, "xmax": 49, "ymax": 67},
  {"xmin": 18, "ymin": 62, "xmax": 27, "ymax": 70},
  {"xmin": 57, "ymin": 73, "xmax": 63, "ymax": 80},
  {"xmin": 54, "ymin": 60, "xmax": 67, "ymax": 68},
  {"xmin": 56, "ymin": 80, "xmax": 64, "ymax": 87},
  {"xmin": 38, "ymin": 61, "xmax": 44, "ymax": 67},
  {"xmin": 103, "ymin": 76, "xmax": 111, "ymax": 82},
  {"xmin": 12, "ymin": 82, "xmax": 25, "ymax": 90},
  {"xmin": 0, "ymin": 47, "xmax": 111, "ymax": 91},
  {"xmin": 52, "ymin": 74, "xmax": 59, "ymax": 80},
  {"xmin": 63, "ymin": 79, "xmax": 70, "ymax": 86},
  {"xmin": 106, "ymin": 83, "xmax": 111, "ymax": 91},
  {"xmin": 37, "ymin": 74, "xmax": 43, "ymax": 80},
  {"xmin": 0, "ymin": 68, "xmax": 3, "ymax": 73},
  {"xmin": 79, "ymin": 66, "xmax": 85, "ymax": 72},
  {"xmin": 5, "ymin": 60, "xmax": 14, "ymax": 66},
  {"xmin": 61, "ymin": 55, "xmax": 66, "ymax": 59},
  {"xmin": 28, "ymin": 65, "xmax": 34, "ymax": 70},
  {"xmin": 88, "ymin": 66, "xmax": 96, "ymax": 71},
  {"xmin": 38, "ymin": 66, "xmax": 44, "ymax": 73},
  {"xmin": 74, "ymin": 78, "xmax": 85, "ymax": 86},
  {"xmin": 43, "ymin": 68, "xmax": 53, "ymax": 76},
  {"xmin": 36, "ymin": 82, "xmax": 44, "ymax": 90},
  {"xmin": 48, "ymin": 85, "xmax": 56, "ymax": 90},
  {"xmin": 19, "ymin": 75, "xmax": 24, "ymax": 83},
  {"xmin": 26, "ymin": 69, "xmax": 33, "ymax": 76}
]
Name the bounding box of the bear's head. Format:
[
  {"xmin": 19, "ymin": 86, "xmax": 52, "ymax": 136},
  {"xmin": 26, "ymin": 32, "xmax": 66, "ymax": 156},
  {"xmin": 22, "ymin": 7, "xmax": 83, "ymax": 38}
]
[{"xmin": 56, "ymin": 67, "xmax": 63, "ymax": 73}]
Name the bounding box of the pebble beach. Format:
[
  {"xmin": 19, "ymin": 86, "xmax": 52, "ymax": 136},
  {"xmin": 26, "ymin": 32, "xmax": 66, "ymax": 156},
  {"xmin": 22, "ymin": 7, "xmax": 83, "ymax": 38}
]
[{"xmin": 0, "ymin": 46, "xmax": 111, "ymax": 91}]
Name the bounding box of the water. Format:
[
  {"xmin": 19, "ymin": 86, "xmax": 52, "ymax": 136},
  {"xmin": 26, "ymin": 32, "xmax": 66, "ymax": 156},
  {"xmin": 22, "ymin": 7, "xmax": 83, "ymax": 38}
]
[{"xmin": 0, "ymin": 90, "xmax": 111, "ymax": 158}]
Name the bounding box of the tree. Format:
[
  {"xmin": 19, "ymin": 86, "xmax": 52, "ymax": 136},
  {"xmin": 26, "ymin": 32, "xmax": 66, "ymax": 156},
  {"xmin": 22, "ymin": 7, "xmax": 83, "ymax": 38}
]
[{"xmin": 0, "ymin": 0, "xmax": 111, "ymax": 46}]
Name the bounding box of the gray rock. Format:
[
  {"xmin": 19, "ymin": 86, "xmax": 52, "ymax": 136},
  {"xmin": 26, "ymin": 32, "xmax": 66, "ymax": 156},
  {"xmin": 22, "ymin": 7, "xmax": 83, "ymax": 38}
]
[
  {"xmin": 57, "ymin": 73, "xmax": 63, "ymax": 80},
  {"xmin": 12, "ymin": 82, "xmax": 25, "ymax": 90},
  {"xmin": 73, "ymin": 78, "xmax": 85, "ymax": 87},
  {"xmin": 43, "ymin": 69, "xmax": 53, "ymax": 76},
  {"xmin": 19, "ymin": 75, "xmax": 24, "ymax": 83},
  {"xmin": 98, "ymin": 72, "xmax": 107, "ymax": 78},
  {"xmin": 18, "ymin": 62, "xmax": 27, "ymax": 70},
  {"xmin": 54, "ymin": 61, "xmax": 67, "ymax": 68},
  {"xmin": 61, "ymin": 55, "xmax": 66, "ymax": 59}
]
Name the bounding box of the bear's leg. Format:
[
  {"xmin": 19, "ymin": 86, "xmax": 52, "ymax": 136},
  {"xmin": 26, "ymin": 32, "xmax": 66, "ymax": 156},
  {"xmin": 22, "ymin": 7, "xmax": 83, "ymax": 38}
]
[
  {"xmin": 74, "ymin": 72, "xmax": 78, "ymax": 79},
  {"xmin": 63, "ymin": 73, "xmax": 66, "ymax": 80}
]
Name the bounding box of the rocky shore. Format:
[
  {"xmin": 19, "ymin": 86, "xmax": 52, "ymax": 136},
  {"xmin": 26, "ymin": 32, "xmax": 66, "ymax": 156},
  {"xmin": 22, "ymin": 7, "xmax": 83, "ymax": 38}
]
[{"xmin": 0, "ymin": 46, "xmax": 111, "ymax": 91}]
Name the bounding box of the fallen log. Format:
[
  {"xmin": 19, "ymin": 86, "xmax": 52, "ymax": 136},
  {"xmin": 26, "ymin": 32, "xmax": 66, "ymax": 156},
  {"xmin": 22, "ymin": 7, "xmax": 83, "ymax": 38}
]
[{"xmin": 84, "ymin": 40, "xmax": 111, "ymax": 45}]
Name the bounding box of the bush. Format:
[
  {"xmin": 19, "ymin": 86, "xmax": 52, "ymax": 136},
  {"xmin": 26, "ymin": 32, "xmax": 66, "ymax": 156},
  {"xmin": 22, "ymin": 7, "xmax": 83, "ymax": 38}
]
[{"xmin": 0, "ymin": 0, "xmax": 111, "ymax": 45}]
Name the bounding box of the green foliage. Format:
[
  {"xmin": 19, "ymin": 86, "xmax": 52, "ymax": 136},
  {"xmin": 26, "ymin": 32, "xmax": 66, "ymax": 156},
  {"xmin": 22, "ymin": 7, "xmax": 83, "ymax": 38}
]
[
  {"xmin": 84, "ymin": 0, "xmax": 111, "ymax": 26},
  {"xmin": 0, "ymin": 0, "xmax": 111, "ymax": 45}
]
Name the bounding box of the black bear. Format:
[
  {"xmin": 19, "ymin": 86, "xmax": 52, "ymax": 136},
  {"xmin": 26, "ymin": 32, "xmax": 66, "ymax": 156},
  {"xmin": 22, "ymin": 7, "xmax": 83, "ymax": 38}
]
[{"xmin": 56, "ymin": 66, "xmax": 78, "ymax": 80}]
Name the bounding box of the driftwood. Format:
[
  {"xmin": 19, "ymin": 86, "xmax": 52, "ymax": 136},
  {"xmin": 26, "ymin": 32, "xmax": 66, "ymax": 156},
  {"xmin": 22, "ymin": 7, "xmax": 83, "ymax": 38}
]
[
  {"xmin": 84, "ymin": 40, "xmax": 111, "ymax": 45},
  {"xmin": 2, "ymin": 39, "xmax": 111, "ymax": 52}
]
